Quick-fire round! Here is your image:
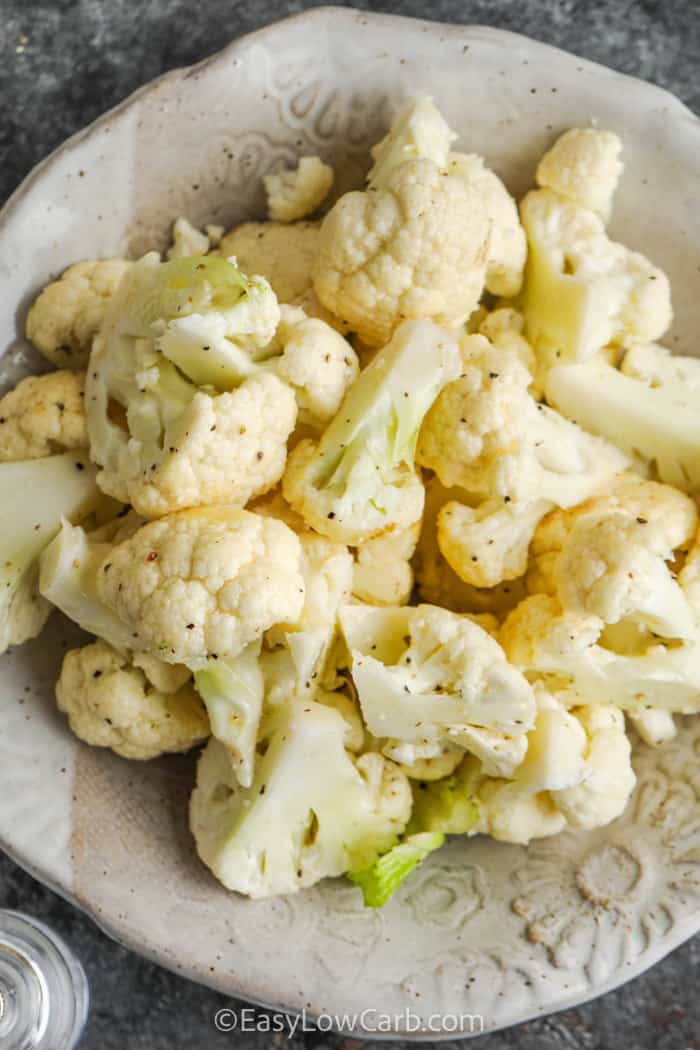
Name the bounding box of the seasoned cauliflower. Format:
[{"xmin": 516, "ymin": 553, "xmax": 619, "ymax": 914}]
[
  {"xmin": 284, "ymin": 320, "xmax": 461, "ymax": 544},
  {"xmin": 0, "ymin": 452, "xmax": 101, "ymax": 655},
  {"xmin": 216, "ymin": 220, "xmax": 321, "ymax": 303},
  {"xmin": 190, "ymin": 701, "xmax": 411, "ymax": 897},
  {"xmin": 352, "ymin": 521, "xmax": 420, "ymax": 607},
  {"xmin": 56, "ymin": 640, "xmax": 208, "ymax": 760},
  {"xmin": 546, "ymin": 345, "xmax": 700, "ymax": 497},
  {"xmin": 97, "ymin": 506, "xmax": 306, "ymax": 667},
  {"xmin": 0, "ymin": 370, "xmax": 87, "ymax": 461},
  {"xmin": 418, "ymin": 333, "xmax": 629, "ymax": 504},
  {"xmin": 264, "ymin": 156, "xmax": 334, "ymax": 222},
  {"xmin": 167, "ymin": 216, "xmax": 211, "ymax": 258},
  {"xmin": 526, "ymin": 476, "xmax": 698, "ymax": 640},
  {"xmin": 477, "ymin": 308, "xmax": 536, "ymax": 379},
  {"xmin": 86, "ymin": 254, "xmax": 297, "ymax": 518},
  {"xmin": 447, "ymin": 152, "xmax": 527, "ymax": 296},
  {"xmin": 535, "ymin": 128, "xmax": 623, "ymax": 222},
  {"xmin": 627, "ymin": 706, "xmax": 677, "ymax": 748},
  {"xmin": 413, "ymin": 478, "xmax": 528, "ymax": 616},
  {"xmin": 501, "ymin": 593, "xmax": 700, "ymax": 713},
  {"xmin": 340, "ymin": 602, "xmax": 536, "ymax": 777},
  {"xmin": 520, "ymin": 188, "xmax": 672, "ymax": 364},
  {"xmin": 26, "ymin": 259, "xmax": 132, "ymax": 368}
]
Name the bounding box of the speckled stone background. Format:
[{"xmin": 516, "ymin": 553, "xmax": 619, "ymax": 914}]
[{"xmin": 1, "ymin": 1, "xmax": 699, "ymax": 1047}]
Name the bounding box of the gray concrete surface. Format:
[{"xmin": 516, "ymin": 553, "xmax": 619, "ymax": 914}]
[{"xmin": 1, "ymin": 1, "xmax": 699, "ymax": 1046}]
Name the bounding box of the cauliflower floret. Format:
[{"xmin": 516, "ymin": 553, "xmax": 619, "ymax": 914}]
[
  {"xmin": 266, "ymin": 305, "xmax": 359, "ymax": 431},
  {"xmin": 418, "ymin": 333, "xmax": 629, "ymax": 504},
  {"xmin": 627, "ymin": 706, "xmax": 677, "ymax": 747},
  {"xmin": 216, "ymin": 221, "xmax": 321, "ymax": 304},
  {"xmin": 477, "ymin": 308, "xmax": 536, "ymax": 378},
  {"xmin": 447, "ymin": 152, "xmax": 527, "ymax": 296},
  {"xmin": 0, "ymin": 452, "xmax": 101, "ymax": 655},
  {"xmin": 314, "ymin": 158, "xmax": 490, "ymax": 349},
  {"xmin": 189, "ymin": 701, "xmax": 411, "ymax": 897},
  {"xmin": 0, "ymin": 370, "xmax": 87, "ymax": 461},
  {"xmin": 97, "ymin": 506, "xmax": 306, "ymax": 667},
  {"xmin": 546, "ymin": 350, "xmax": 700, "ymax": 499},
  {"xmin": 520, "ymin": 188, "xmax": 672, "ymax": 364},
  {"xmin": 554, "ymin": 704, "xmax": 636, "ymax": 829},
  {"xmin": 167, "ymin": 216, "xmax": 211, "ymax": 259},
  {"xmin": 26, "ymin": 259, "xmax": 132, "ymax": 368},
  {"xmin": 501, "ymin": 593, "xmax": 700, "ymax": 713},
  {"xmin": 535, "ymin": 128, "xmax": 623, "ymax": 222},
  {"xmin": 264, "ymin": 156, "xmax": 334, "ymax": 222},
  {"xmin": 526, "ymin": 477, "xmax": 698, "ymax": 641},
  {"xmin": 413, "ymin": 478, "xmax": 528, "ymax": 616},
  {"xmin": 437, "ymin": 498, "xmax": 552, "ymax": 588},
  {"xmin": 340, "ymin": 603, "xmax": 536, "ymax": 777},
  {"xmin": 56, "ymin": 640, "xmax": 208, "ymax": 760},
  {"xmin": 352, "ymin": 521, "xmax": 420, "ymax": 607},
  {"xmin": 284, "ymin": 320, "xmax": 461, "ymax": 544},
  {"xmin": 86, "ymin": 254, "xmax": 297, "ymax": 518},
  {"xmin": 382, "ymin": 738, "xmax": 464, "ymax": 781}
]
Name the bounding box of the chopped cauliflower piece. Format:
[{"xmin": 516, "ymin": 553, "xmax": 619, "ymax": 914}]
[
  {"xmin": 0, "ymin": 370, "xmax": 87, "ymax": 461},
  {"xmin": 216, "ymin": 220, "xmax": 321, "ymax": 304},
  {"xmin": 86, "ymin": 254, "xmax": 297, "ymax": 518},
  {"xmin": 56, "ymin": 640, "xmax": 208, "ymax": 760},
  {"xmin": 367, "ymin": 95, "xmax": 456, "ymax": 185},
  {"xmin": 546, "ymin": 351, "xmax": 700, "ymax": 497},
  {"xmin": 535, "ymin": 128, "xmax": 623, "ymax": 222},
  {"xmin": 554, "ymin": 704, "xmax": 636, "ymax": 829},
  {"xmin": 520, "ymin": 188, "xmax": 672, "ymax": 364},
  {"xmin": 628, "ymin": 706, "xmax": 677, "ymax": 748},
  {"xmin": 340, "ymin": 603, "xmax": 535, "ymax": 777},
  {"xmin": 26, "ymin": 259, "xmax": 132, "ymax": 369},
  {"xmin": 447, "ymin": 153, "xmax": 527, "ymax": 296},
  {"xmin": 167, "ymin": 217, "xmax": 211, "ymax": 259},
  {"xmin": 526, "ymin": 477, "xmax": 698, "ymax": 641},
  {"xmin": 190, "ymin": 702, "xmax": 411, "ymax": 897},
  {"xmin": 0, "ymin": 452, "xmax": 101, "ymax": 655},
  {"xmin": 417, "ymin": 331, "xmax": 629, "ymax": 506},
  {"xmin": 501, "ymin": 593, "xmax": 700, "ymax": 713},
  {"xmin": 382, "ymin": 738, "xmax": 465, "ymax": 782},
  {"xmin": 477, "ymin": 308, "xmax": 536, "ymax": 378},
  {"xmin": 352, "ymin": 521, "xmax": 420, "ymax": 607},
  {"xmin": 437, "ymin": 498, "xmax": 552, "ymax": 588},
  {"xmin": 264, "ymin": 156, "xmax": 334, "ymax": 222},
  {"xmin": 284, "ymin": 320, "xmax": 461, "ymax": 544},
  {"xmin": 97, "ymin": 506, "xmax": 306, "ymax": 667}
]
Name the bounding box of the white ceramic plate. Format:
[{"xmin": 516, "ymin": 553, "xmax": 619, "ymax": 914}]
[{"xmin": 1, "ymin": 8, "xmax": 700, "ymax": 1038}]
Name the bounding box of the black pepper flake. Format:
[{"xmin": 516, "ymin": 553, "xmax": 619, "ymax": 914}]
[
  {"xmin": 504, "ymin": 495, "xmax": 512, "ymax": 503},
  {"xmin": 93, "ymin": 670, "xmax": 102, "ymax": 678},
  {"xmin": 75, "ymin": 461, "xmax": 85, "ymax": 471},
  {"xmin": 186, "ymin": 623, "xmax": 195, "ymax": 630},
  {"xmin": 636, "ymin": 517, "xmax": 648, "ymax": 524},
  {"xmin": 103, "ymin": 563, "xmax": 112, "ymax": 572},
  {"xmin": 256, "ymin": 451, "xmax": 264, "ymax": 460},
  {"xmin": 327, "ymin": 511, "xmax": 336, "ymax": 519},
  {"xmin": 56, "ymin": 402, "xmax": 65, "ymax": 411},
  {"xmin": 146, "ymin": 552, "xmax": 158, "ymax": 561},
  {"xmin": 489, "ymin": 372, "xmax": 499, "ymax": 379}
]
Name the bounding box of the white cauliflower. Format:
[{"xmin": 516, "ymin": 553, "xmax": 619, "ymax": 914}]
[
  {"xmin": 340, "ymin": 602, "xmax": 536, "ymax": 777},
  {"xmin": 382, "ymin": 738, "xmax": 464, "ymax": 781},
  {"xmin": 216, "ymin": 220, "xmax": 321, "ymax": 304},
  {"xmin": 447, "ymin": 152, "xmax": 527, "ymax": 296},
  {"xmin": 501, "ymin": 593, "xmax": 700, "ymax": 713},
  {"xmin": 97, "ymin": 506, "xmax": 306, "ymax": 667},
  {"xmin": 189, "ymin": 701, "xmax": 412, "ymax": 897},
  {"xmin": 477, "ymin": 308, "xmax": 536, "ymax": 378},
  {"xmin": 26, "ymin": 259, "xmax": 132, "ymax": 368},
  {"xmin": 520, "ymin": 188, "xmax": 672, "ymax": 364},
  {"xmin": 283, "ymin": 320, "xmax": 461, "ymax": 544},
  {"xmin": 526, "ymin": 477, "xmax": 698, "ymax": 641},
  {"xmin": 437, "ymin": 498, "xmax": 552, "ymax": 589},
  {"xmin": 413, "ymin": 477, "xmax": 528, "ymax": 616},
  {"xmin": 627, "ymin": 707, "xmax": 677, "ymax": 748},
  {"xmin": 352, "ymin": 521, "xmax": 420, "ymax": 606},
  {"xmin": 313, "ymin": 99, "xmax": 490, "ymax": 348},
  {"xmin": 86, "ymin": 254, "xmax": 297, "ymax": 518},
  {"xmin": 418, "ymin": 333, "xmax": 629, "ymax": 504},
  {"xmin": 535, "ymin": 127, "xmax": 623, "ymax": 222},
  {"xmin": 0, "ymin": 370, "xmax": 87, "ymax": 461},
  {"xmin": 56, "ymin": 640, "xmax": 209, "ymax": 760},
  {"xmin": 167, "ymin": 216, "xmax": 211, "ymax": 259},
  {"xmin": 0, "ymin": 452, "xmax": 101, "ymax": 654},
  {"xmin": 264, "ymin": 156, "xmax": 334, "ymax": 222},
  {"xmin": 546, "ymin": 345, "xmax": 700, "ymax": 497}
]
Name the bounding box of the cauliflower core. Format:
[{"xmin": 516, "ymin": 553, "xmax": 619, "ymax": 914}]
[
  {"xmin": 26, "ymin": 259, "xmax": 132, "ymax": 368},
  {"xmin": 97, "ymin": 507, "xmax": 306, "ymax": 667},
  {"xmin": 0, "ymin": 370, "xmax": 87, "ymax": 461},
  {"xmin": 57, "ymin": 640, "xmax": 208, "ymax": 760}
]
